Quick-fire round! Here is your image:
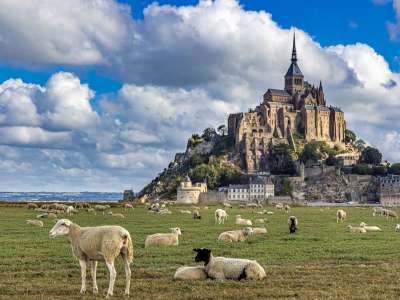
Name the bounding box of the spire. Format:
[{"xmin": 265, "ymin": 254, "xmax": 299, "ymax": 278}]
[
  {"xmin": 319, "ymin": 80, "xmax": 323, "ymax": 91},
  {"xmin": 291, "ymin": 30, "xmax": 297, "ymax": 62}
]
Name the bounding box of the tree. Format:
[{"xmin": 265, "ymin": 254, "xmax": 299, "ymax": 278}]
[
  {"xmin": 202, "ymin": 127, "xmax": 217, "ymax": 142},
  {"xmin": 189, "ymin": 153, "xmax": 205, "ymax": 168},
  {"xmin": 187, "ymin": 134, "xmax": 203, "ymax": 149},
  {"xmin": 354, "ymin": 139, "xmax": 366, "ymax": 152},
  {"xmin": 352, "ymin": 163, "xmax": 373, "ymax": 175},
  {"xmin": 345, "ymin": 129, "xmax": 357, "ymax": 144},
  {"xmin": 299, "ymin": 142, "xmax": 322, "ymax": 163},
  {"xmin": 372, "ymin": 165, "xmax": 387, "ymax": 176},
  {"xmin": 217, "ymin": 124, "xmax": 227, "ymax": 136},
  {"xmin": 361, "ymin": 146, "xmax": 382, "ymax": 165},
  {"xmin": 325, "ymin": 153, "xmax": 337, "ymax": 166},
  {"xmin": 389, "ymin": 163, "xmax": 400, "ymax": 175}
]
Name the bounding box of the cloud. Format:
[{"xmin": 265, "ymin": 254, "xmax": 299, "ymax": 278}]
[
  {"xmin": 387, "ymin": 0, "xmax": 400, "ymax": 41},
  {"xmin": 372, "ymin": 0, "xmax": 391, "ymax": 5}
]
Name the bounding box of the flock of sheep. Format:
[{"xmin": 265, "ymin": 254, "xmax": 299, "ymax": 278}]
[{"xmin": 24, "ymin": 201, "xmax": 400, "ymax": 298}]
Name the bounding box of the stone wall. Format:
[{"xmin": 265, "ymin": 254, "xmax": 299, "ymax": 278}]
[{"xmin": 198, "ymin": 191, "xmax": 227, "ymax": 204}]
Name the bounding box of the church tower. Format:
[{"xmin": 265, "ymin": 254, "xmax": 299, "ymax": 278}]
[{"xmin": 284, "ymin": 32, "xmax": 304, "ymax": 95}]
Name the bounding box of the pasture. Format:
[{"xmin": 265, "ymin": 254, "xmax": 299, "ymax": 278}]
[{"xmin": 1, "ymin": 203, "xmax": 400, "ymax": 299}]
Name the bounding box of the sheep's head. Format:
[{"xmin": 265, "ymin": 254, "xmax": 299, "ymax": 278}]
[
  {"xmin": 193, "ymin": 248, "xmax": 211, "ymax": 264},
  {"xmin": 49, "ymin": 219, "xmax": 72, "ymax": 238},
  {"xmin": 170, "ymin": 227, "xmax": 182, "ymax": 235},
  {"xmin": 244, "ymin": 227, "xmax": 253, "ymax": 236},
  {"xmin": 360, "ymin": 222, "xmax": 367, "ymax": 227}
]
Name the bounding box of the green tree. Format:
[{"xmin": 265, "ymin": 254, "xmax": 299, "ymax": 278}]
[
  {"xmin": 389, "ymin": 163, "xmax": 400, "ymax": 175},
  {"xmin": 217, "ymin": 124, "xmax": 227, "ymax": 136},
  {"xmin": 354, "ymin": 139, "xmax": 366, "ymax": 152},
  {"xmin": 202, "ymin": 127, "xmax": 217, "ymax": 142},
  {"xmin": 345, "ymin": 129, "xmax": 357, "ymax": 144},
  {"xmin": 352, "ymin": 163, "xmax": 373, "ymax": 175},
  {"xmin": 300, "ymin": 142, "xmax": 322, "ymax": 163},
  {"xmin": 187, "ymin": 134, "xmax": 203, "ymax": 149},
  {"xmin": 361, "ymin": 146, "xmax": 382, "ymax": 165},
  {"xmin": 372, "ymin": 165, "xmax": 387, "ymax": 176},
  {"xmin": 189, "ymin": 153, "xmax": 205, "ymax": 168}
]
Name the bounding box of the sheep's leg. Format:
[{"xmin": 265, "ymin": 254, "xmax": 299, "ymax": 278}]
[
  {"xmin": 106, "ymin": 261, "xmax": 116, "ymax": 298},
  {"xmin": 91, "ymin": 261, "xmax": 98, "ymax": 294},
  {"xmin": 123, "ymin": 257, "xmax": 131, "ymax": 295},
  {"xmin": 79, "ymin": 259, "xmax": 87, "ymax": 294}
]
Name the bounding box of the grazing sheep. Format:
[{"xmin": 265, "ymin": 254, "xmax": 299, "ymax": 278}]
[
  {"xmin": 359, "ymin": 222, "xmax": 382, "ymax": 232},
  {"xmin": 94, "ymin": 205, "xmax": 107, "ymax": 212},
  {"xmin": 275, "ymin": 203, "xmax": 284, "ymax": 210},
  {"xmin": 66, "ymin": 206, "xmax": 75, "ymax": 216},
  {"xmin": 336, "ymin": 209, "xmax": 347, "ymax": 223},
  {"xmin": 27, "ymin": 203, "xmax": 38, "ymax": 210},
  {"xmin": 193, "ymin": 210, "xmax": 201, "ymax": 220},
  {"xmin": 347, "ymin": 225, "xmax": 367, "ymax": 233},
  {"xmin": 372, "ymin": 207, "xmax": 384, "ymax": 217},
  {"xmin": 123, "ymin": 203, "xmax": 134, "ymax": 211},
  {"xmin": 235, "ymin": 215, "xmax": 252, "ymax": 226},
  {"xmin": 246, "ymin": 203, "xmax": 259, "ymax": 208},
  {"xmin": 193, "ymin": 248, "xmax": 266, "ymax": 280},
  {"xmin": 383, "ymin": 209, "xmax": 398, "ymax": 219},
  {"xmin": 87, "ymin": 208, "xmax": 96, "ymax": 214},
  {"xmin": 49, "ymin": 219, "xmax": 133, "ymax": 298},
  {"xmin": 145, "ymin": 228, "xmax": 182, "ymax": 247},
  {"xmin": 37, "ymin": 212, "xmax": 57, "ymax": 219},
  {"xmin": 288, "ymin": 216, "xmax": 298, "ymax": 234},
  {"xmin": 109, "ymin": 212, "xmax": 125, "ymax": 218},
  {"xmin": 192, "ymin": 206, "xmax": 201, "ymax": 210},
  {"xmin": 215, "ymin": 209, "xmax": 228, "ymax": 224},
  {"xmin": 395, "ymin": 224, "xmax": 400, "ymax": 232},
  {"xmin": 26, "ymin": 219, "xmax": 44, "ymax": 227},
  {"xmin": 180, "ymin": 210, "xmax": 192, "ymax": 214},
  {"xmin": 218, "ymin": 227, "xmax": 253, "ymax": 243},
  {"xmin": 173, "ymin": 266, "xmax": 208, "ymax": 280},
  {"xmin": 222, "ymin": 202, "xmax": 232, "ymax": 209},
  {"xmin": 252, "ymin": 227, "xmax": 267, "ymax": 235}
]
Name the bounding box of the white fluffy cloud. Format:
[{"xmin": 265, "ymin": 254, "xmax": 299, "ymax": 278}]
[
  {"xmin": 387, "ymin": 0, "xmax": 400, "ymax": 40},
  {"xmin": 0, "ymin": 0, "xmax": 399, "ymax": 191}
]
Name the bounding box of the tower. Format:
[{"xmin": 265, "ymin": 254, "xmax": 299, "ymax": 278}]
[
  {"xmin": 317, "ymin": 81, "xmax": 326, "ymax": 106},
  {"xmin": 284, "ymin": 31, "xmax": 304, "ymax": 95}
]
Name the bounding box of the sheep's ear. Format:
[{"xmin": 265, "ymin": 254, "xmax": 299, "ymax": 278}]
[{"xmin": 193, "ymin": 248, "xmax": 199, "ymax": 252}]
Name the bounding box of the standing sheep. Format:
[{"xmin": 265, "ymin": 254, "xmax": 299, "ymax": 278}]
[
  {"xmin": 193, "ymin": 248, "xmax": 266, "ymax": 280},
  {"xmin": 218, "ymin": 228, "xmax": 253, "ymax": 243},
  {"xmin": 193, "ymin": 210, "xmax": 201, "ymax": 220},
  {"xmin": 66, "ymin": 205, "xmax": 75, "ymax": 216},
  {"xmin": 336, "ymin": 209, "xmax": 347, "ymax": 223},
  {"xmin": 395, "ymin": 224, "xmax": 400, "ymax": 232},
  {"xmin": 288, "ymin": 216, "xmax": 298, "ymax": 234},
  {"xmin": 215, "ymin": 209, "xmax": 228, "ymax": 224},
  {"xmin": 383, "ymin": 209, "xmax": 398, "ymax": 219},
  {"xmin": 145, "ymin": 228, "xmax": 182, "ymax": 247},
  {"xmin": 235, "ymin": 215, "xmax": 252, "ymax": 226},
  {"xmin": 123, "ymin": 203, "xmax": 134, "ymax": 211},
  {"xmin": 284, "ymin": 204, "xmax": 290, "ymax": 213},
  {"xmin": 49, "ymin": 219, "xmax": 133, "ymax": 298}
]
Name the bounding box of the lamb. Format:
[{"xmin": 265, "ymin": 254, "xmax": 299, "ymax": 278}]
[
  {"xmin": 215, "ymin": 209, "xmax": 228, "ymax": 224},
  {"xmin": 359, "ymin": 222, "xmax": 382, "ymax": 232},
  {"xmin": 395, "ymin": 224, "xmax": 400, "ymax": 232},
  {"xmin": 347, "ymin": 225, "xmax": 367, "ymax": 233},
  {"xmin": 66, "ymin": 205, "xmax": 75, "ymax": 216},
  {"xmin": 145, "ymin": 227, "xmax": 182, "ymax": 247},
  {"xmin": 193, "ymin": 210, "xmax": 201, "ymax": 220},
  {"xmin": 218, "ymin": 227, "xmax": 253, "ymax": 242},
  {"xmin": 26, "ymin": 219, "xmax": 44, "ymax": 227},
  {"xmin": 336, "ymin": 209, "xmax": 347, "ymax": 223},
  {"xmin": 235, "ymin": 215, "xmax": 252, "ymax": 226},
  {"xmin": 49, "ymin": 219, "xmax": 133, "ymax": 298},
  {"xmin": 251, "ymin": 227, "xmax": 267, "ymax": 235},
  {"xmin": 180, "ymin": 210, "xmax": 192, "ymax": 214},
  {"xmin": 173, "ymin": 266, "xmax": 208, "ymax": 280},
  {"xmin": 193, "ymin": 248, "xmax": 266, "ymax": 280},
  {"xmin": 288, "ymin": 216, "xmax": 298, "ymax": 234},
  {"xmin": 123, "ymin": 203, "xmax": 134, "ymax": 211}
]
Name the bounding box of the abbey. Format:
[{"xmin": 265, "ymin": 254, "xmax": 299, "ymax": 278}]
[{"xmin": 228, "ymin": 33, "xmax": 346, "ymax": 172}]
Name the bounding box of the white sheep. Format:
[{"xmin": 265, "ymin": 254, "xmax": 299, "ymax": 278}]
[
  {"xmin": 275, "ymin": 203, "xmax": 284, "ymax": 210},
  {"xmin": 359, "ymin": 222, "xmax": 382, "ymax": 232},
  {"xmin": 235, "ymin": 215, "xmax": 252, "ymax": 226},
  {"xmin": 266, "ymin": 211, "xmax": 274, "ymax": 215},
  {"xmin": 123, "ymin": 203, "xmax": 134, "ymax": 211},
  {"xmin": 395, "ymin": 224, "xmax": 400, "ymax": 232},
  {"xmin": 145, "ymin": 227, "xmax": 182, "ymax": 247},
  {"xmin": 383, "ymin": 209, "xmax": 398, "ymax": 219},
  {"xmin": 66, "ymin": 205, "xmax": 75, "ymax": 216},
  {"xmin": 218, "ymin": 227, "xmax": 253, "ymax": 242},
  {"xmin": 109, "ymin": 212, "xmax": 125, "ymax": 218},
  {"xmin": 222, "ymin": 202, "xmax": 232, "ymax": 209},
  {"xmin": 180, "ymin": 210, "xmax": 192, "ymax": 214},
  {"xmin": 215, "ymin": 209, "xmax": 228, "ymax": 224},
  {"xmin": 37, "ymin": 212, "xmax": 57, "ymax": 219},
  {"xmin": 255, "ymin": 218, "xmax": 266, "ymax": 224},
  {"xmin": 193, "ymin": 248, "xmax": 266, "ymax": 280},
  {"xmin": 49, "ymin": 219, "xmax": 133, "ymax": 298},
  {"xmin": 87, "ymin": 208, "xmax": 97, "ymax": 214},
  {"xmin": 372, "ymin": 207, "xmax": 384, "ymax": 217},
  {"xmin": 336, "ymin": 209, "xmax": 347, "ymax": 223},
  {"xmin": 252, "ymin": 227, "xmax": 267, "ymax": 235},
  {"xmin": 173, "ymin": 266, "xmax": 208, "ymax": 280},
  {"xmin": 347, "ymin": 225, "xmax": 367, "ymax": 233},
  {"xmin": 26, "ymin": 219, "xmax": 44, "ymax": 227}
]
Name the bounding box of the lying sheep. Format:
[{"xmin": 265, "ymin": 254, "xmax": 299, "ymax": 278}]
[
  {"xmin": 109, "ymin": 212, "xmax": 125, "ymax": 218},
  {"xmin": 180, "ymin": 210, "xmax": 192, "ymax": 214},
  {"xmin": 348, "ymin": 225, "xmax": 367, "ymax": 233},
  {"xmin": 252, "ymin": 227, "xmax": 267, "ymax": 235},
  {"xmin": 222, "ymin": 202, "xmax": 232, "ymax": 209},
  {"xmin": 173, "ymin": 266, "xmax": 208, "ymax": 280},
  {"xmin": 94, "ymin": 205, "xmax": 107, "ymax": 213},
  {"xmin": 203, "ymin": 206, "xmax": 209, "ymax": 210},
  {"xmin": 193, "ymin": 210, "xmax": 201, "ymax": 220},
  {"xmin": 235, "ymin": 215, "xmax": 252, "ymax": 226},
  {"xmin": 37, "ymin": 212, "xmax": 57, "ymax": 219},
  {"xmin": 26, "ymin": 219, "xmax": 44, "ymax": 227},
  {"xmin": 288, "ymin": 216, "xmax": 298, "ymax": 234},
  {"xmin": 49, "ymin": 219, "xmax": 133, "ymax": 298},
  {"xmin": 193, "ymin": 248, "xmax": 266, "ymax": 280},
  {"xmin": 218, "ymin": 227, "xmax": 253, "ymax": 243},
  {"xmin": 266, "ymin": 211, "xmax": 274, "ymax": 215},
  {"xmin": 336, "ymin": 209, "xmax": 347, "ymax": 223},
  {"xmin": 359, "ymin": 222, "xmax": 382, "ymax": 232},
  {"xmin": 215, "ymin": 209, "xmax": 228, "ymax": 224},
  {"xmin": 145, "ymin": 227, "xmax": 182, "ymax": 247},
  {"xmin": 395, "ymin": 224, "xmax": 400, "ymax": 232}
]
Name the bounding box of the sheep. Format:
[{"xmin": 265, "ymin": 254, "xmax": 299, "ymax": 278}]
[
  {"xmin": 275, "ymin": 203, "xmax": 284, "ymax": 210},
  {"xmin": 173, "ymin": 266, "xmax": 208, "ymax": 280},
  {"xmin": 222, "ymin": 202, "xmax": 232, "ymax": 209},
  {"xmin": 252, "ymin": 227, "xmax": 267, "ymax": 235},
  {"xmin": 255, "ymin": 218, "xmax": 266, "ymax": 224},
  {"xmin": 238, "ymin": 204, "xmax": 246, "ymax": 208},
  {"xmin": 26, "ymin": 219, "xmax": 44, "ymax": 227},
  {"xmin": 288, "ymin": 216, "xmax": 298, "ymax": 234},
  {"xmin": 395, "ymin": 224, "xmax": 400, "ymax": 232},
  {"xmin": 203, "ymin": 206, "xmax": 209, "ymax": 210},
  {"xmin": 215, "ymin": 209, "xmax": 228, "ymax": 224},
  {"xmin": 256, "ymin": 210, "xmax": 267, "ymax": 215},
  {"xmin": 27, "ymin": 203, "xmax": 38, "ymax": 210},
  {"xmin": 218, "ymin": 227, "xmax": 253, "ymax": 243},
  {"xmin": 49, "ymin": 219, "xmax": 133, "ymax": 298},
  {"xmin": 193, "ymin": 248, "xmax": 266, "ymax": 280},
  {"xmin": 266, "ymin": 211, "xmax": 274, "ymax": 215},
  {"xmin": 284, "ymin": 204, "xmax": 290, "ymax": 213},
  {"xmin": 123, "ymin": 203, "xmax": 134, "ymax": 211},
  {"xmin": 94, "ymin": 205, "xmax": 107, "ymax": 213},
  {"xmin": 372, "ymin": 207, "xmax": 384, "ymax": 217},
  {"xmin": 192, "ymin": 206, "xmax": 201, "ymax": 210},
  {"xmin": 87, "ymin": 208, "xmax": 96, "ymax": 214},
  {"xmin": 108, "ymin": 212, "xmax": 125, "ymax": 218},
  {"xmin": 336, "ymin": 209, "xmax": 347, "ymax": 223},
  {"xmin": 359, "ymin": 222, "xmax": 382, "ymax": 232},
  {"xmin": 66, "ymin": 205, "xmax": 75, "ymax": 216},
  {"xmin": 37, "ymin": 212, "xmax": 57, "ymax": 219},
  {"xmin": 235, "ymin": 215, "xmax": 252, "ymax": 226},
  {"xmin": 383, "ymin": 209, "xmax": 398, "ymax": 219},
  {"xmin": 193, "ymin": 210, "xmax": 201, "ymax": 220},
  {"xmin": 145, "ymin": 227, "xmax": 182, "ymax": 247},
  {"xmin": 347, "ymin": 225, "xmax": 367, "ymax": 233},
  {"xmin": 180, "ymin": 210, "xmax": 192, "ymax": 214}
]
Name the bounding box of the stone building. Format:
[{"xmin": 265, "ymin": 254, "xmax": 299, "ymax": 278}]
[
  {"xmin": 228, "ymin": 33, "xmax": 346, "ymax": 173},
  {"xmin": 227, "ymin": 177, "xmax": 274, "ymax": 202},
  {"xmin": 176, "ymin": 176, "xmax": 207, "ymax": 204},
  {"xmin": 378, "ymin": 175, "xmax": 400, "ymax": 206}
]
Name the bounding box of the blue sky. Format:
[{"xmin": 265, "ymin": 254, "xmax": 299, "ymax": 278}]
[{"xmin": 0, "ymin": 0, "xmax": 399, "ymax": 191}]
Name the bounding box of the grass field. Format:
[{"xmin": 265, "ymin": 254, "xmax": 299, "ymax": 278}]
[{"xmin": 1, "ymin": 203, "xmax": 400, "ymax": 300}]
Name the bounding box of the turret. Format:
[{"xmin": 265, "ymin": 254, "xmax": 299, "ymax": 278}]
[{"xmin": 284, "ymin": 31, "xmax": 304, "ymax": 95}]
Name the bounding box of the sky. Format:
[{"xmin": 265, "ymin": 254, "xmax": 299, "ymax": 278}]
[{"xmin": 0, "ymin": 0, "xmax": 399, "ymax": 192}]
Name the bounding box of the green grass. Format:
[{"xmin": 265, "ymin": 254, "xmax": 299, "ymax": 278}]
[{"xmin": 1, "ymin": 204, "xmax": 400, "ymax": 299}]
